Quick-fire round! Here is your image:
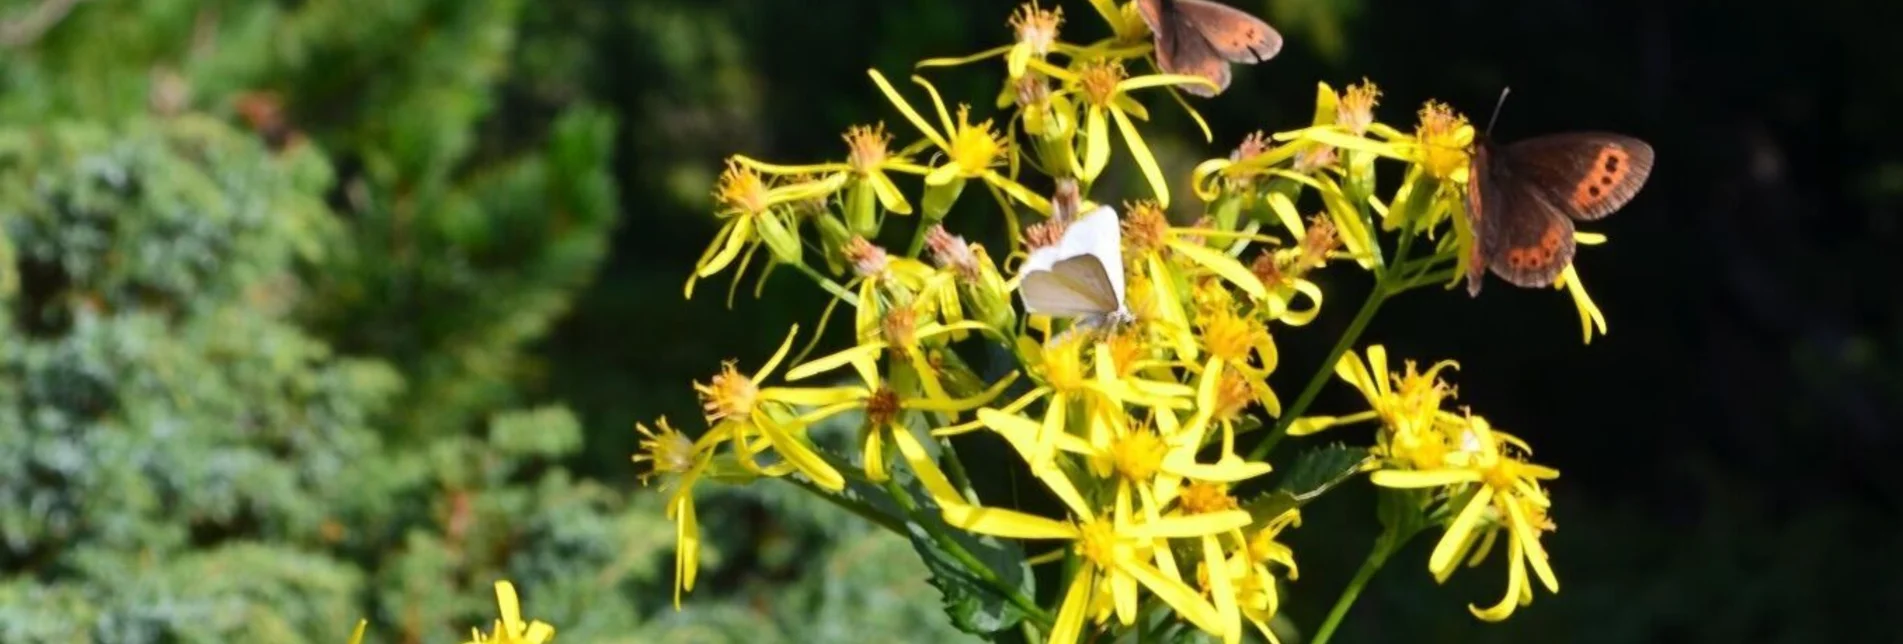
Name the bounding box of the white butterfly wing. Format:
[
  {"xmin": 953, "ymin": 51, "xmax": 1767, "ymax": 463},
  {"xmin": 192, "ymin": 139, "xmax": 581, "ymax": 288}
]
[{"xmin": 1018, "ymin": 205, "xmax": 1129, "ymax": 318}]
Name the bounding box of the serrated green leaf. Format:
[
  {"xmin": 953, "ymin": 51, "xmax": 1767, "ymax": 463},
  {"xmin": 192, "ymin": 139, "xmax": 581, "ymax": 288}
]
[
  {"xmin": 1245, "ymin": 444, "xmax": 1371, "ymax": 524},
  {"xmin": 833, "ymin": 461, "xmax": 1034, "ymax": 637}
]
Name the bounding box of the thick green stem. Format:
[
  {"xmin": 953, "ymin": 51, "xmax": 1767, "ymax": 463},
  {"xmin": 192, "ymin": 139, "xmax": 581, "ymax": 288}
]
[
  {"xmin": 880, "ymin": 478, "xmax": 1055, "ymax": 627},
  {"xmin": 1309, "ymin": 542, "xmax": 1394, "ymax": 644},
  {"xmin": 784, "ymin": 476, "xmax": 906, "ymax": 535},
  {"xmin": 1249, "ymin": 286, "xmax": 1385, "ymax": 460}
]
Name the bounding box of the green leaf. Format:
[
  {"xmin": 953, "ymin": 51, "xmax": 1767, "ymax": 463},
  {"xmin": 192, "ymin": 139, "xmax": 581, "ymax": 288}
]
[
  {"xmin": 835, "ymin": 465, "xmax": 1035, "ymax": 636},
  {"xmin": 1244, "ymin": 443, "xmax": 1371, "ymax": 524}
]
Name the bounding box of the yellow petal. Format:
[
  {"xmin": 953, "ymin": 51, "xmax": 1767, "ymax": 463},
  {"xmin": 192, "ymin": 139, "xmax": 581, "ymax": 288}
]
[
  {"xmin": 870, "ymin": 171, "xmax": 914, "ymax": 215},
  {"xmin": 1168, "ymin": 240, "xmax": 1269, "ymax": 302},
  {"xmin": 1369, "ymin": 468, "xmax": 1481, "ymax": 488},
  {"xmin": 912, "ymin": 75, "xmax": 958, "ymax": 143},
  {"xmin": 732, "ymin": 155, "xmax": 850, "ymax": 175},
  {"xmin": 1202, "ymin": 535, "xmax": 1242, "ymax": 644},
  {"xmin": 1163, "ymin": 457, "xmax": 1273, "ymax": 483},
  {"xmin": 1113, "ymin": 108, "xmax": 1169, "ymax": 208},
  {"xmin": 347, "ymin": 620, "xmax": 368, "ymax": 644},
  {"xmin": 1428, "ymin": 486, "xmax": 1494, "ymax": 576},
  {"xmin": 983, "ymin": 171, "xmax": 1052, "ymax": 214},
  {"xmin": 1083, "ymin": 107, "xmax": 1111, "ymax": 181},
  {"xmin": 916, "ymin": 43, "xmax": 1015, "ymax": 69},
  {"xmin": 1469, "ymin": 536, "xmax": 1527, "ymax": 621},
  {"xmin": 1118, "ymin": 558, "xmax": 1225, "ymax": 636},
  {"xmin": 787, "ymin": 342, "xmax": 886, "ymax": 381},
  {"xmin": 1505, "ymin": 497, "xmax": 1560, "ymax": 593},
  {"xmin": 867, "ymin": 69, "xmax": 948, "ymax": 150},
  {"xmin": 754, "ymin": 324, "xmax": 802, "ymax": 381},
  {"xmin": 941, "ymin": 503, "xmax": 1078, "ymax": 539},
  {"xmin": 864, "ymin": 425, "xmax": 889, "ymax": 482},
  {"xmin": 892, "ymin": 427, "xmax": 964, "ymax": 503},
  {"xmin": 494, "ymin": 581, "xmax": 523, "ymax": 630},
  {"xmin": 1121, "ymin": 510, "xmax": 1253, "ymax": 538},
  {"xmin": 761, "ymin": 386, "xmax": 866, "ymax": 407},
  {"xmin": 755, "ymin": 417, "xmax": 846, "ymax": 491},
  {"xmin": 1267, "ymin": 192, "xmax": 1305, "ymax": 241},
  {"xmin": 1048, "ymin": 566, "xmax": 1096, "ymax": 644},
  {"xmin": 696, "ymin": 217, "xmax": 753, "ymax": 278}
]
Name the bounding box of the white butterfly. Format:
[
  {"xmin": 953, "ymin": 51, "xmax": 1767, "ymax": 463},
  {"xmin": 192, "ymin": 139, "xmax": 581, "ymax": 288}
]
[{"xmin": 1019, "ymin": 205, "xmax": 1130, "ymax": 325}]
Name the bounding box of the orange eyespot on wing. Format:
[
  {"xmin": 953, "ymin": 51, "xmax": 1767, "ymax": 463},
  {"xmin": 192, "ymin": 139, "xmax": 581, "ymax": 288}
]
[{"xmin": 1570, "ymin": 145, "xmax": 1633, "ymax": 211}]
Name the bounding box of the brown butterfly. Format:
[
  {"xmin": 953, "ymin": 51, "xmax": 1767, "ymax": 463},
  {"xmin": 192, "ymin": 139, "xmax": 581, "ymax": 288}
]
[
  {"xmin": 1464, "ymin": 93, "xmax": 1655, "ymax": 296},
  {"xmin": 1135, "ymin": 0, "xmax": 1282, "ymax": 97}
]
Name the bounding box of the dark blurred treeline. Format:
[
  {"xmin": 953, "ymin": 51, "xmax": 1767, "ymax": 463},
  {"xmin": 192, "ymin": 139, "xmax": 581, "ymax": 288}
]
[{"xmin": 0, "ymin": 0, "xmax": 1897, "ymax": 641}]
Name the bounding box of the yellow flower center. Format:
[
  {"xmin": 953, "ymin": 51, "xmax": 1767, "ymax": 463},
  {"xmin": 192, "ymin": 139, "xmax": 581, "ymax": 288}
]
[
  {"xmin": 1106, "ymin": 331, "xmax": 1147, "ymax": 378},
  {"xmin": 1076, "ymin": 59, "xmax": 1126, "ymax": 107},
  {"xmin": 634, "ymin": 418, "xmax": 698, "ymax": 481},
  {"xmin": 1337, "ymin": 78, "xmax": 1381, "ymax": 135},
  {"xmin": 882, "ymin": 307, "xmax": 918, "ymax": 349},
  {"xmin": 1212, "ymin": 368, "xmax": 1254, "ymax": 422},
  {"xmin": 844, "ymin": 236, "xmax": 891, "ymax": 278},
  {"xmin": 1178, "ymin": 482, "xmax": 1239, "ymax": 514},
  {"xmin": 1110, "ymin": 430, "xmax": 1169, "ymax": 483},
  {"xmin": 866, "ymin": 387, "xmax": 902, "ymax": 427},
  {"xmin": 1042, "ymin": 336, "xmax": 1088, "ymax": 393},
  {"xmin": 1009, "ymin": 2, "xmax": 1062, "ymax": 56},
  {"xmin": 713, "ymin": 159, "xmax": 770, "ymax": 215},
  {"xmin": 696, "ymin": 361, "xmax": 758, "ymax": 423},
  {"xmin": 1121, "ymin": 200, "xmax": 1168, "ymax": 254},
  {"xmin": 844, "ymin": 123, "xmax": 892, "ymax": 175},
  {"xmin": 1482, "ymin": 457, "xmax": 1523, "ymax": 492},
  {"xmin": 948, "ymin": 105, "xmax": 1006, "ymax": 175},
  {"xmin": 1075, "ymin": 520, "xmax": 1119, "ymax": 568},
  {"xmin": 1199, "ymin": 309, "xmax": 1260, "ymax": 365},
  {"xmin": 1415, "ymin": 100, "xmax": 1471, "ymax": 180}
]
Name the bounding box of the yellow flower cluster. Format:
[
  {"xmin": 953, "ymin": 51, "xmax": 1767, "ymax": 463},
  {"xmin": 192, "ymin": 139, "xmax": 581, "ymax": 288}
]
[
  {"xmin": 638, "ymin": 2, "xmax": 1632, "ymax": 641},
  {"xmin": 343, "ymin": 580, "xmax": 556, "ymax": 644}
]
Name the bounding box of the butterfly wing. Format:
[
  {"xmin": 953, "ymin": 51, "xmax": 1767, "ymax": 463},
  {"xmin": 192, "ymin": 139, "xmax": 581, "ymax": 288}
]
[
  {"xmin": 1020, "ymin": 205, "xmax": 1128, "ymax": 317},
  {"xmin": 1022, "ymin": 256, "xmax": 1121, "ymax": 317},
  {"xmin": 1171, "ymin": 0, "xmax": 1283, "ymax": 63},
  {"xmin": 1469, "ymin": 139, "xmax": 1577, "ymax": 291},
  {"xmin": 1499, "ymin": 132, "xmax": 1654, "ymax": 221},
  {"xmin": 1136, "ymin": 0, "xmax": 1231, "ymax": 97}
]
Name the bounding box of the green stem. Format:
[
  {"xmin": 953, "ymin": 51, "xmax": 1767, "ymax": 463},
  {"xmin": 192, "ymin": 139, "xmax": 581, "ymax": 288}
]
[
  {"xmin": 936, "ymin": 435, "xmax": 976, "ymax": 497},
  {"xmin": 791, "ymin": 261, "xmax": 861, "ymax": 307},
  {"xmin": 905, "ymin": 215, "xmax": 936, "ymax": 258},
  {"xmin": 783, "ymin": 476, "xmax": 907, "ymax": 535},
  {"xmin": 1249, "ymin": 285, "xmax": 1386, "ymax": 461},
  {"xmin": 881, "ymin": 478, "xmax": 1056, "ymax": 627},
  {"xmin": 1250, "ymin": 219, "xmax": 1423, "ymax": 461},
  {"xmin": 1310, "ymin": 542, "xmax": 1394, "ymax": 644}
]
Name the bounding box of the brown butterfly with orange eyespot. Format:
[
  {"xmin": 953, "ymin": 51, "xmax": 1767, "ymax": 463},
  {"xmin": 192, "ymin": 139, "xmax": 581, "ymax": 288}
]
[
  {"xmin": 1135, "ymin": 0, "xmax": 1282, "ymax": 97},
  {"xmin": 1465, "ymin": 90, "xmax": 1655, "ymax": 296}
]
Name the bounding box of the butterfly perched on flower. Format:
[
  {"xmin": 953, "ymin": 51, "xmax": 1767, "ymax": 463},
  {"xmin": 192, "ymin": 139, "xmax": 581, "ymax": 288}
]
[
  {"xmin": 1464, "ymin": 96, "xmax": 1655, "ymax": 295},
  {"xmin": 1134, "ymin": 0, "xmax": 1282, "ymax": 97},
  {"xmin": 1019, "ymin": 205, "xmax": 1130, "ymax": 326}
]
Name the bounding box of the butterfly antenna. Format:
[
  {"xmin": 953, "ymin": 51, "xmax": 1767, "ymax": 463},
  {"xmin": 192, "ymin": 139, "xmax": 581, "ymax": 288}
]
[{"xmin": 1483, "ymin": 87, "xmax": 1512, "ymax": 137}]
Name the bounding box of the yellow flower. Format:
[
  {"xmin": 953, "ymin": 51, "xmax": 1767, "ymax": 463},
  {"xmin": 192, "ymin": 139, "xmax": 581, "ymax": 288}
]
[
  {"xmin": 1008, "ymin": 2, "xmax": 1064, "ymax": 78},
  {"xmin": 1292, "ymin": 345, "xmax": 1457, "ymax": 446},
  {"xmin": 868, "ymin": 70, "xmax": 1049, "ymax": 213},
  {"xmin": 686, "ymin": 160, "xmax": 841, "ymax": 299},
  {"xmin": 940, "ymin": 464, "xmax": 1251, "ymax": 644},
  {"xmin": 1119, "ymin": 201, "xmax": 1276, "ymax": 361},
  {"xmin": 692, "ymin": 325, "xmax": 847, "ymax": 491},
  {"xmin": 1414, "ymin": 101, "xmax": 1474, "ymax": 182},
  {"xmin": 1337, "ymin": 79, "xmax": 1381, "ymax": 136},
  {"xmin": 778, "ymin": 342, "xmax": 1016, "ymax": 503},
  {"xmin": 633, "ymin": 418, "xmax": 713, "ymax": 608},
  {"xmin": 1057, "ymin": 59, "xmax": 1214, "ymax": 207},
  {"xmin": 464, "ymin": 581, "xmax": 555, "ymax": 644},
  {"xmin": 1369, "ymin": 414, "xmax": 1561, "ymax": 621},
  {"xmin": 1555, "ymin": 260, "xmax": 1608, "ymax": 345},
  {"xmin": 959, "ymin": 335, "xmax": 1190, "ymax": 472}
]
